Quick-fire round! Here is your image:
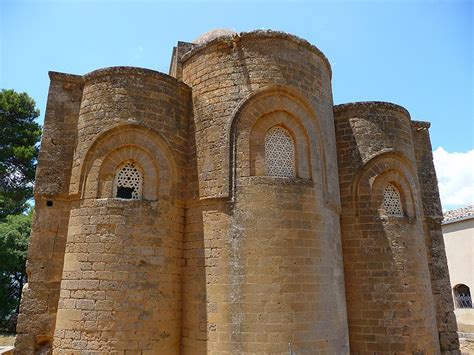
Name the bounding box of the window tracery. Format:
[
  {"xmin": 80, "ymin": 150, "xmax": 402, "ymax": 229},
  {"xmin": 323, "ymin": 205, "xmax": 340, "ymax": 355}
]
[
  {"xmin": 264, "ymin": 126, "xmax": 295, "ymax": 178},
  {"xmin": 383, "ymin": 183, "xmax": 403, "ymax": 217},
  {"xmin": 114, "ymin": 161, "xmax": 142, "ymax": 200}
]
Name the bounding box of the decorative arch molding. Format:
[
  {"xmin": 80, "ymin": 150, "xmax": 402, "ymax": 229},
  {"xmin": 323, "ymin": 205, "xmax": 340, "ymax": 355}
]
[
  {"xmin": 349, "ymin": 151, "xmax": 421, "ymax": 218},
  {"xmin": 249, "ymin": 111, "xmax": 310, "ymax": 179},
  {"xmin": 84, "ymin": 145, "xmax": 164, "ymax": 200},
  {"xmin": 228, "ymin": 85, "xmax": 329, "ymax": 203},
  {"xmin": 371, "ymin": 170, "xmax": 416, "ymax": 218},
  {"xmin": 70, "ymin": 123, "xmax": 178, "ymax": 200}
]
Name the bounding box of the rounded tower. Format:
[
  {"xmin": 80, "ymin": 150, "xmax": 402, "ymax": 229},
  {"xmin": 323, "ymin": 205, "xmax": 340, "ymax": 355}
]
[
  {"xmin": 52, "ymin": 67, "xmax": 190, "ymax": 353},
  {"xmin": 334, "ymin": 102, "xmax": 440, "ymax": 353},
  {"xmin": 180, "ymin": 31, "xmax": 349, "ymax": 353}
]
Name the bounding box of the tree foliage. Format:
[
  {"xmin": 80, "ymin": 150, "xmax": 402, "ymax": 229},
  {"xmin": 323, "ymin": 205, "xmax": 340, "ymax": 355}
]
[
  {"xmin": 0, "ymin": 210, "xmax": 32, "ymax": 330},
  {"xmin": 0, "ymin": 89, "xmax": 40, "ymax": 330},
  {"xmin": 0, "ymin": 89, "xmax": 42, "ymax": 219}
]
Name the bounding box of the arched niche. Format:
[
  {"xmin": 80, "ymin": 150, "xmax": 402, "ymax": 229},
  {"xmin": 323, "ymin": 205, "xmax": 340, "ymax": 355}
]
[
  {"xmin": 228, "ymin": 86, "xmax": 328, "ymax": 202},
  {"xmin": 350, "ymin": 151, "xmax": 421, "ymax": 219},
  {"xmin": 248, "ymin": 111, "xmax": 311, "ymax": 179},
  {"xmin": 71, "ymin": 124, "xmax": 178, "ymax": 201}
]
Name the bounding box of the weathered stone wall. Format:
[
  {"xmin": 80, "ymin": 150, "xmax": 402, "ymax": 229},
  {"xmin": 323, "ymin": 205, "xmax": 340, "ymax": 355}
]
[
  {"xmin": 180, "ymin": 31, "xmax": 349, "ymax": 354},
  {"xmin": 169, "ymin": 41, "xmax": 195, "ymax": 81},
  {"xmin": 412, "ymin": 121, "xmax": 460, "ymax": 354},
  {"xmin": 15, "ymin": 72, "xmax": 83, "ymax": 354},
  {"xmin": 53, "ymin": 199, "xmax": 183, "ymax": 353},
  {"xmin": 335, "ymin": 102, "xmax": 441, "ymax": 354},
  {"xmin": 181, "ymin": 199, "xmax": 230, "ymax": 354},
  {"xmin": 48, "ymin": 68, "xmax": 190, "ymax": 353},
  {"xmin": 180, "ymin": 113, "xmax": 210, "ymax": 353},
  {"xmin": 226, "ymin": 180, "xmax": 348, "ymax": 353}
]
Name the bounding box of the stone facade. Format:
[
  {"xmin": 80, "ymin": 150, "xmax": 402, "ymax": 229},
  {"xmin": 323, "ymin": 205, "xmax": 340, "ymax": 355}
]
[{"xmin": 15, "ymin": 30, "xmax": 459, "ymax": 354}]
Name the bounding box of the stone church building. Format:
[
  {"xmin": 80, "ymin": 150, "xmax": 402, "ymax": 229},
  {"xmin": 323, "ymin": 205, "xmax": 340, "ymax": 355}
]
[{"xmin": 15, "ymin": 30, "xmax": 460, "ymax": 354}]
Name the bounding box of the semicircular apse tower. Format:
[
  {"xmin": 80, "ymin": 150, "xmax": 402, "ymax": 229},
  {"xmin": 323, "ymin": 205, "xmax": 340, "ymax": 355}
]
[{"xmin": 178, "ymin": 30, "xmax": 348, "ymax": 354}]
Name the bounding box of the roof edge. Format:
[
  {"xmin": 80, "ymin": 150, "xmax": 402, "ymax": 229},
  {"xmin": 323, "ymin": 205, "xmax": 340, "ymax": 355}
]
[
  {"xmin": 181, "ymin": 30, "xmax": 332, "ymax": 79},
  {"xmin": 49, "ymin": 71, "xmax": 84, "ymax": 83},
  {"xmin": 334, "ymin": 101, "xmax": 411, "ymax": 119},
  {"xmin": 443, "ymin": 205, "xmax": 474, "ymax": 225},
  {"xmin": 83, "ymin": 66, "xmax": 189, "ymax": 88}
]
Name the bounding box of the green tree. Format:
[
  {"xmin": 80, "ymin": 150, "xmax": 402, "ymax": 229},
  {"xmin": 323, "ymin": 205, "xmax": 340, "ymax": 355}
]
[
  {"xmin": 0, "ymin": 89, "xmax": 42, "ymax": 220},
  {"xmin": 0, "ymin": 210, "xmax": 32, "ymax": 331}
]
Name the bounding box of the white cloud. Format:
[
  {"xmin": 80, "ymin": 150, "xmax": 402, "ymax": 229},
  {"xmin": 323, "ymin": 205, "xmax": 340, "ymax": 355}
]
[{"xmin": 433, "ymin": 147, "xmax": 474, "ymax": 211}]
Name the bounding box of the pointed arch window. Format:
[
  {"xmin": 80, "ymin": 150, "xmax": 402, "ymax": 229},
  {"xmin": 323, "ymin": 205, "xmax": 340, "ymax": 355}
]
[
  {"xmin": 382, "ymin": 183, "xmax": 404, "ymax": 217},
  {"xmin": 264, "ymin": 126, "xmax": 295, "ymax": 178},
  {"xmin": 114, "ymin": 161, "xmax": 143, "ymax": 200}
]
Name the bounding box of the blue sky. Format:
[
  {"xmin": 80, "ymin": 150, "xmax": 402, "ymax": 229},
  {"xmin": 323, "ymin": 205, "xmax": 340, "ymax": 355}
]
[{"xmin": 1, "ymin": 0, "xmax": 472, "ymax": 209}]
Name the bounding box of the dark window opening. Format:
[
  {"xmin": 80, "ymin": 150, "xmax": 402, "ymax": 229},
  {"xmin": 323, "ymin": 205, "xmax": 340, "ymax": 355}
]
[
  {"xmin": 454, "ymin": 284, "xmax": 472, "ymax": 308},
  {"xmin": 116, "ymin": 186, "xmax": 135, "ymax": 199},
  {"xmin": 46, "ymin": 200, "xmax": 53, "ymax": 207}
]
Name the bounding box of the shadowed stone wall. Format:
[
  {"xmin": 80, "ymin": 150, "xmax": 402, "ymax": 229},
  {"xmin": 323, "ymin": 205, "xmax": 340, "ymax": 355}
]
[
  {"xmin": 412, "ymin": 121, "xmax": 460, "ymax": 353},
  {"xmin": 334, "ymin": 102, "xmax": 455, "ymax": 354},
  {"xmin": 15, "ymin": 72, "xmax": 83, "ymax": 354}
]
